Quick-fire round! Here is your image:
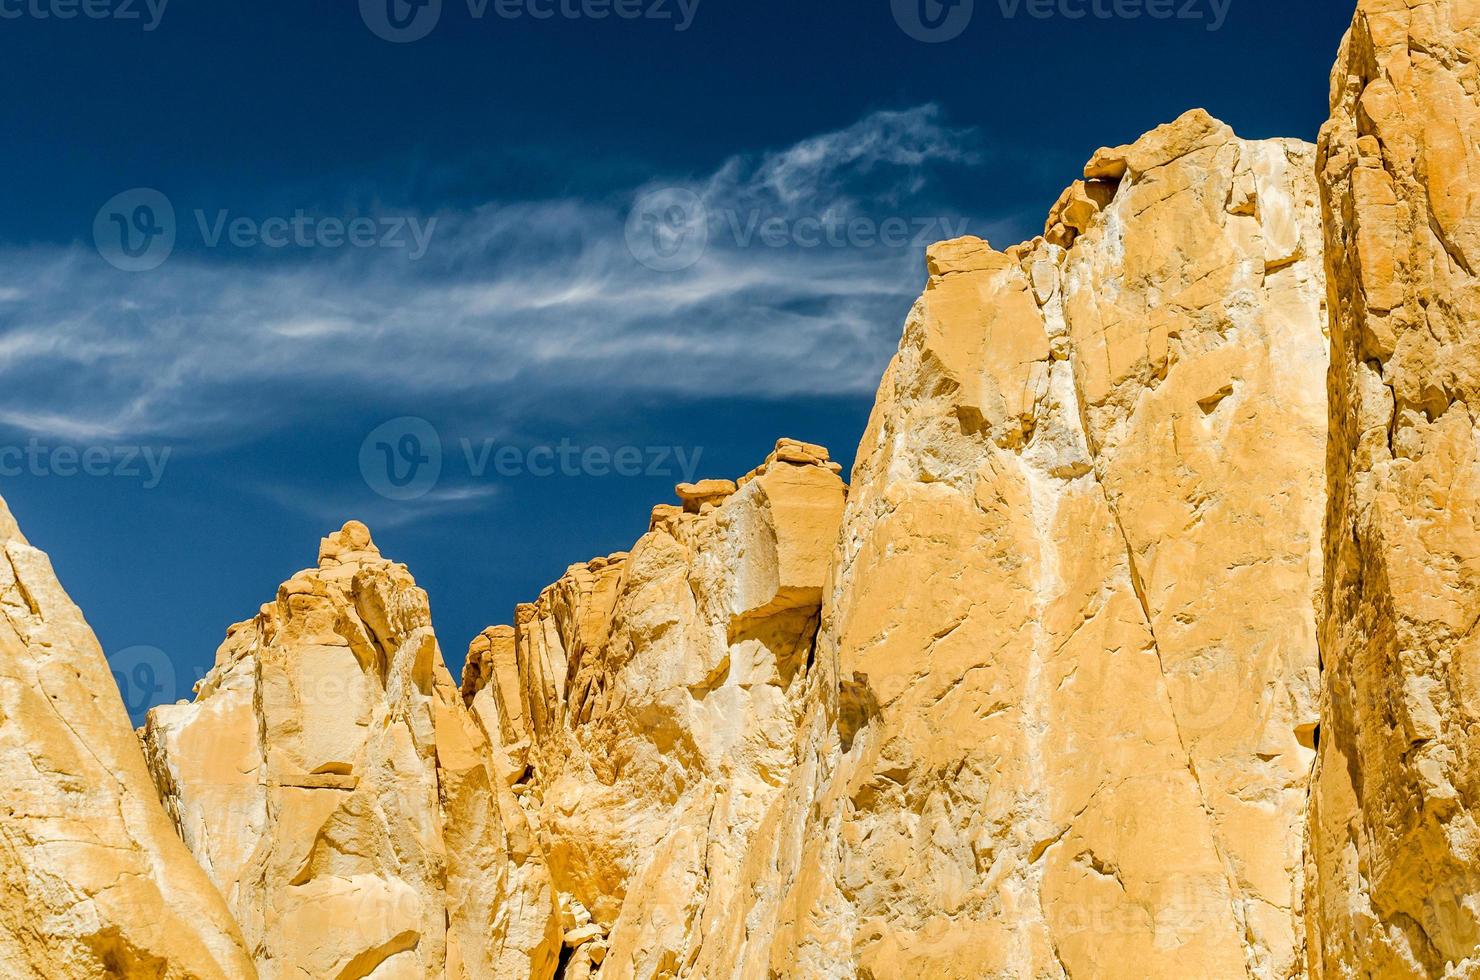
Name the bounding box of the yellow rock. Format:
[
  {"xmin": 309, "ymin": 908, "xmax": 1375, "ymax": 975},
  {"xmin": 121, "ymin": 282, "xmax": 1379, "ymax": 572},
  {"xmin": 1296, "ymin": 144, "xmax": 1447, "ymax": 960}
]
[
  {"xmin": 0, "ymin": 495, "xmax": 257, "ymax": 979},
  {"xmin": 143, "ymin": 522, "xmax": 560, "ymax": 979},
  {"xmin": 1305, "ymin": 2, "xmax": 1480, "ymax": 977},
  {"xmin": 764, "ymin": 109, "xmax": 1329, "ymax": 980},
  {"xmin": 772, "ymin": 437, "xmax": 832, "ymax": 466},
  {"xmin": 675, "ymin": 478, "xmax": 737, "ymax": 513},
  {"xmin": 463, "ymin": 450, "xmax": 848, "ymax": 978}
]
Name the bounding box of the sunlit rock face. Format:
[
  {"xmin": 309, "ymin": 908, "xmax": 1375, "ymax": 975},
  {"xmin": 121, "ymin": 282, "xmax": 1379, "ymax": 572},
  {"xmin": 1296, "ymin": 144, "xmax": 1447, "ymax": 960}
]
[
  {"xmin": 140, "ymin": 445, "xmax": 849, "ymax": 980},
  {"xmin": 25, "ymin": 3, "xmax": 1480, "ymax": 973},
  {"xmin": 0, "ymin": 494, "xmax": 257, "ymax": 980},
  {"xmin": 459, "ymin": 111, "xmax": 1331, "ymax": 980},
  {"xmin": 143, "ymin": 522, "xmax": 560, "ymax": 980},
  {"xmin": 138, "ymin": 112, "xmax": 1336, "ymax": 980},
  {"xmin": 760, "ymin": 111, "xmax": 1330, "ymax": 980},
  {"xmin": 460, "ymin": 440, "xmax": 850, "ymax": 978},
  {"xmin": 1306, "ymin": 2, "xmax": 1480, "ymax": 977}
]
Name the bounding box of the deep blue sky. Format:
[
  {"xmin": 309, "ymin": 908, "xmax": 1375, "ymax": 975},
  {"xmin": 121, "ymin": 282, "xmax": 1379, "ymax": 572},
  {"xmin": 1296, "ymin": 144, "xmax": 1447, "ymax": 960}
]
[{"xmin": 0, "ymin": 0, "xmax": 1353, "ymax": 721}]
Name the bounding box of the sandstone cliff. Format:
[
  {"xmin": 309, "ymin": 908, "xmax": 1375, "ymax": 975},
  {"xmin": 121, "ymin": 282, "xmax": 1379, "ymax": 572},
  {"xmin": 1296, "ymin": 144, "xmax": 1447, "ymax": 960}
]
[
  {"xmin": 763, "ymin": 112, "xmax": 1330, "ymax": 980},
  {"xmin": 143, "ymin": 522, "xmax": 560, "ymax": 979},
  {"xmin": 0, "ymin": 494, "xmax": 257, "ymax": 979},
  {"xmin": 8, "ymin": 1, "xmax": 1480, "ymax": 975},
  {"xmin": 460, "ymin": 441, "xmax": 848, "ymax": 978},
  {"xmin": 1306, "ymin": 1, "xmax": 1480, "ymax": 977},
  {"xmin": 447, "ymin": 112, "xmax": 1332, "ymax": 978}
]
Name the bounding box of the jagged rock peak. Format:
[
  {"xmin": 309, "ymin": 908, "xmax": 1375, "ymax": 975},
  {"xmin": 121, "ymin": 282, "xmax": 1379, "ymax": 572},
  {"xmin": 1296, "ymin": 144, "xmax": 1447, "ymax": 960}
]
[
  {"xmin": 458, "ymin": 443, "xmax": 848, "ymax": 977},
  {"xmin": 315, "ymin": 518, "xmax": 382, "ymax": 567},
  {"xmin": 145, "ymin": 520, "xmax": 559, "ymax": 979}
]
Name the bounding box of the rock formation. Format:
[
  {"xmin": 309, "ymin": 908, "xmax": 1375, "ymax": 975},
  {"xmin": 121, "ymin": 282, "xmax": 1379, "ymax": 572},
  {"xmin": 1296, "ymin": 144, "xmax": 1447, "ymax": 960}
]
[
  {"xmin": 446, "ymin": 112, "xmax": 1331, "ymax": 977},
  {"xmin": 143, "ymin": 522, "xmax": 560, "ymax": 979},
  {"xmin": 0, "ymin": 495, "xmax": 256, "ymax": 979},
  {"xmin": 764, "ymin": 112, "xmax": 1330, "ymax": 980},
  {"xmin": 9, "ymin": 1, "xmax": 1480, "ymax": 975},
  {"xmin": 460, "ymin": 439, "xmax": 848, "ymax": 978},
  {"xmin": 1306, "ymin": 1, "xmax": 1480, "ymax": 977}
]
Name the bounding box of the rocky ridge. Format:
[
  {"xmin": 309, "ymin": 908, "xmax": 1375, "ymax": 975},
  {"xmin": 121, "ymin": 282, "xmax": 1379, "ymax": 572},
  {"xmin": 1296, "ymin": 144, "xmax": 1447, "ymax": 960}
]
[{"xmin": 2, "ymin": 1, "xmax": 1480, "ymax": 975}]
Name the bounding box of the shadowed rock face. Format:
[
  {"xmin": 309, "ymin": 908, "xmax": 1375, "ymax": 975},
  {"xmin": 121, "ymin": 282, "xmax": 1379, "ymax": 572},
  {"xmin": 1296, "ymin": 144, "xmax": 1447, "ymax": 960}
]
[
  {"xmin": 1307, "ymin": 2, "xmax": 1480, "ymax": 977},
  {"xmin": 0, "ymin": 495, "xmax": 257, "ymax": 980}
]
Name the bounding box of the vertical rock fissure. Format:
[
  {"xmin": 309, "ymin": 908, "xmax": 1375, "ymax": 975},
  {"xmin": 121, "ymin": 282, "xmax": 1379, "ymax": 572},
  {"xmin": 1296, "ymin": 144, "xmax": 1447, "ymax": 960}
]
[
  {"xmin": 1075, "ymin": 320, "xmax": 1262, "ymax": 976},
  {"xmin": 1118, "ymin": 495, "xmax": 1256, "ymax": 978},
  {"xmin": 1024, "ymin": 462, "xmax": 1068, "ymax": 980}
]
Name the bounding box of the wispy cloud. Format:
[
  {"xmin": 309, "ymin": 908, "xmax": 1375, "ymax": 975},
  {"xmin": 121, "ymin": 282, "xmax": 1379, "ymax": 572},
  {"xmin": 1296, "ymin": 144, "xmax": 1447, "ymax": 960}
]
[
  {"xmin": 0, "ymin": 104, "xmax": 992, "ymax": 445},
  {"xmin": 251, "ymin": 479, "xmax": 502, "ymax": 532}
]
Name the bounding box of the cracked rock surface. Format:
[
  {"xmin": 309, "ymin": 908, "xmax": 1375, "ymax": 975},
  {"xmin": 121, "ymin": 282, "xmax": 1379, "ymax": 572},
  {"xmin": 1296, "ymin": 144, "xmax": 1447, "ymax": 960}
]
[
  {"xmin": 763, "ymin": 110, "xmax": 1330, "ymax": 980},
  {"xmin": 0, "ymin": 496, "xmax": 257, "ymax": 979},
  {"xmin": 1306, "ymin": 1, "xmax": 1480, "ymax": 977}
]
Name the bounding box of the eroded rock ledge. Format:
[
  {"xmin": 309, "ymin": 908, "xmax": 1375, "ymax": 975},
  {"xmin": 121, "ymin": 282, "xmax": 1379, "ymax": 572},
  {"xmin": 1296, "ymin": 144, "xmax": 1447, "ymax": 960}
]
[{"xmin": 459, "ymin": 439, "xmax": 847, "ymax": 979}]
